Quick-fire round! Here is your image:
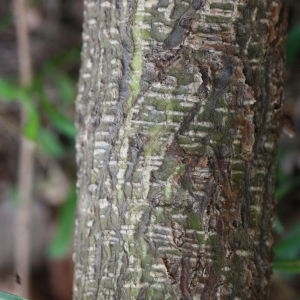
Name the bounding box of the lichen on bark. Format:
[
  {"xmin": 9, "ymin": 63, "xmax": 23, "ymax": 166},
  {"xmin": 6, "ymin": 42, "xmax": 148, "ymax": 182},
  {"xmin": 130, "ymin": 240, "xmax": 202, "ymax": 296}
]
[{"xmin": 74, "ymin": 0, "xmax": 287, "ymax": 299}]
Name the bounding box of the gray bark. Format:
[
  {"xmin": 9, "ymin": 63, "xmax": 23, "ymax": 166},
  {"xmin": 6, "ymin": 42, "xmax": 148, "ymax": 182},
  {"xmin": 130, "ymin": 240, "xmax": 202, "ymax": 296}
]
[{"xmin": 73, "ymin": 0, "xmax": 287, "ymax": 299}]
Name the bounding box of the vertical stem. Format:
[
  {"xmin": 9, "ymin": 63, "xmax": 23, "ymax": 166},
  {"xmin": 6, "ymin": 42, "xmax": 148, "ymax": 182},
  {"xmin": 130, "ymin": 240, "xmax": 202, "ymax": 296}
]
[
  {"xmin": 13, "ymin": 0, "xmax": 32, "ymax": 86},
  {"xmin": 13, "ymin": 0, "xmax": 35, "ymax": 297}
]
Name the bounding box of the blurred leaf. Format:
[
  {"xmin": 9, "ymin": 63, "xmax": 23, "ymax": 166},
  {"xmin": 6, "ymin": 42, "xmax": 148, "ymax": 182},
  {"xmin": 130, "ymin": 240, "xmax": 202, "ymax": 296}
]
[
  {"xmin": 273, "ymin": 259, "xmax": 300, "ymax": 273},
  {"xmin": 0, "ymin": 291, "xmax": 27, "ymax": 300},
  {"xmin": 47, "ymin": 185, "xmax": 76, "ymax": 259},
  {"xmin": 56, "ymin": 72, "xmax": 76, "ymax": 104},
  {"xmin": 45, "ymin": 47, "xmax": 81, "ymax": 69},
  {"xmin": 7, "ymin": 186, "xmax": 19, "ymax": 206},
  {"xmin": 286, "ymin": 24, "xmax": 300, "ymax": 66},
  {"xmin": 41, "ymin": 63, "xmax": 75, "ymax": 104},
  {"xmin": 274, "ymin": 222, "xmax": 300, "ymax": 259},
  {"xmin": 275, "ymin": 148, "xmax": 300, "ymax": 201},
  {"xmin": 275, "ymin": 175, "xmax": 300, "ymax": 201},
  {"xmin": 41, "ymin": 99, "xmax": 75, "ymax": 139},
  {"xmin": 23, "ymin": 100, "xmax": 39, "ymax": 140},
  {"xmin": 26, "ymin": 55, "xmax": 77, "ymax": 141},
  {"xmin": 38, "ymin": 128, "xmax": 65, "ymax": 159},
  {"xmin": 0, "ymin": 79, "xmax": 39, "ymax": 140},
  {"xmin": 30, "ymin": 0, "xmax": 43, "ymax": 4},
  {"xmin": 0, "ymin": 79, "xmax": 28, "ymax": 101},
  {"xmin": 274, "ymin": 217, "xmax": 284, "ymax": 235},
  {"xmin": 0, "ymin": 15, "xmax": 12, "ymax": 34}
]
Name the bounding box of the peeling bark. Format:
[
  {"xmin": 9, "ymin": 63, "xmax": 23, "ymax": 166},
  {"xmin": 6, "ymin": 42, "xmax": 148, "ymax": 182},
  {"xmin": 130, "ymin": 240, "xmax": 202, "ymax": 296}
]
[{"xmin": 74, "ymin": 0, "xmax": 287, "ymax": 299}]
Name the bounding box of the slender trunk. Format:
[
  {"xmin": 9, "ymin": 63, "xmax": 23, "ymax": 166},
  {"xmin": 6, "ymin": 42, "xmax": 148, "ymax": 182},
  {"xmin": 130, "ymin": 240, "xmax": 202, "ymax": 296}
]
[{"xmin": 74, "ymin": 0, "xmax": 287, "ymax": 299}]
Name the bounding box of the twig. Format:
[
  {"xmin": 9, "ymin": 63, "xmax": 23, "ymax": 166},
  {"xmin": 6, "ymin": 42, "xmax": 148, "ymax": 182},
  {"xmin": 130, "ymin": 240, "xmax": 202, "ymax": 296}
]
[{"xmin": 13, "ymin": 0, "xmax": 35, "ymax": 297}]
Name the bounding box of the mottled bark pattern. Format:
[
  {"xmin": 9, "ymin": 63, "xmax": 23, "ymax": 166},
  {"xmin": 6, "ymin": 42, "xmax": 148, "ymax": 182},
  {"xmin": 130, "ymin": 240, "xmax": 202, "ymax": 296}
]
[{"xmin": 74, "ymin": 0, "xmax": 287, "ymax": 299}]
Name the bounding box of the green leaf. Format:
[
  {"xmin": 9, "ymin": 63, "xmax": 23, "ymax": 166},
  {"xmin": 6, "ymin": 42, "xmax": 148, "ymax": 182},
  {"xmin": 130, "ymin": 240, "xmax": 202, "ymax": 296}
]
[
  {"xmin": 23, "ymin": 100, "xmax": 39, "ymax": 140},
  {"xmin": 275, "ymin": 175, "xmax": 300, "ymax": 201},
  {"xmin": 47, "ymin": 185, "xmax": 76, "ymax": 259},
  {"xmin": 40, "ymin": 100, "xmax": 75, "ymax": 139},
  {"xmin": 44, "ymin": 47, "xmax": 81, "ymax": 69},
  {"xmin": 38, "ymin": 129, "xmax": 65, "ymax": 158},
  {"xmin": 274, "ymin": 217, "xmax": 284, "ymax": 235},
  {"xmin": 0, "ymin": 291, "xmax": 27, "ymax": 300},
  {"xmin": 273, "ymin": 259, "xmax": 300, "ymax": 273},
  {"xmin": 52, "ymin": 116, "xmax": 75, "ymax": 138},
  {"xmin": 286, "ymin": 24, "xmax": 300, "ymax": 66},
  {"xmin": 274, "ymin": 222, "xmax": 300, "ymax": 259},
  {"xmin": 0, "ymin": 79, "xmax": 39, "ymax": 140},
  {"xmin": 275, "ymin": 149, "xmax": 289, "ymax": 186},
  {"xmin": 0, "ymin": 79, "xmax": 28, "ymax": 101},
  {"xmin": 0, "ymin": 15, "xmax": 12, "ymax": 34},
  {"xmin": 55, "ymin": 72, "xmax": 76, "ymax": 104}
]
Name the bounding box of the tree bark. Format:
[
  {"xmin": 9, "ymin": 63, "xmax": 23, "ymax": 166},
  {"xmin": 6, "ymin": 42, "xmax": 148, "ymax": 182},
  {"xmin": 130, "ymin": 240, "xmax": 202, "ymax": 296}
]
[{"xmin": 74, "ymin": 0, "xmax": 287, "ymax": 299}]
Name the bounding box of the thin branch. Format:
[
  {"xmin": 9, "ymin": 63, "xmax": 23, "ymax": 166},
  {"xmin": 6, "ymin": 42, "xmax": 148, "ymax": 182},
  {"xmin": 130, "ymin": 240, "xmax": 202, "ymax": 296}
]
[{"xmin": 13, "ymin": 0, "xmax": 35, "ymax": 298}]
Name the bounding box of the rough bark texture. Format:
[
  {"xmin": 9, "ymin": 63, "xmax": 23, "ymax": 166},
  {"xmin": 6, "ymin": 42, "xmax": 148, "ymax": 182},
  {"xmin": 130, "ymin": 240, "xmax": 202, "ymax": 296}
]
[{"xmin": 74, "ymin": 0, "xmax": 287, "ymax": 299}]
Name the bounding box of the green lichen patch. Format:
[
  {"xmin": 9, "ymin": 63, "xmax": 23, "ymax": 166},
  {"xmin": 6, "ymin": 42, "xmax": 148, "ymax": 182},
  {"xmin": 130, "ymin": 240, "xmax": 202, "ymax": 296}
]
[
  {"xmin": 171, "ymin": 1, "xmax": 190, "ymax": 19},
  {"xmin": 208, "ymin": 234, "xmax": 224, "ymax": 272},
  {"xmin": 153, "ymin": 156, "xmax": 185, "ymax": 181},
  {"xmin": 168, "ymin": 68, "xmax": 195, "ymax": 86},
  {"xmin": 205, "ymin": 15, "xmax": 233, "ymax": 24},
  {"xmin": 187, "ymin": 212, "xmax": 203, "ymax": 231},
  {"xmin": 144, "ymin": 126, "xmax": 163, "ymax": 156},
  {"xmin": 148, "ymin": 97, "xmax": 191, "ymax": 113},
  {"xmin": 248, "ymin": 44, "xmax": 263, "ymax": 59},
  {"xmin": 210, "ymin": 3, "xmax": 234, "ymax": 11}
]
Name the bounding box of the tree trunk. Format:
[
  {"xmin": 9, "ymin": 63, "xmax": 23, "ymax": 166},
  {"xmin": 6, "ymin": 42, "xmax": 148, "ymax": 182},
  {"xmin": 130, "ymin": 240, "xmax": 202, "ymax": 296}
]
[{"xmin": 73, "ymin": 0, "xmax": 287, "ymax": 299}]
